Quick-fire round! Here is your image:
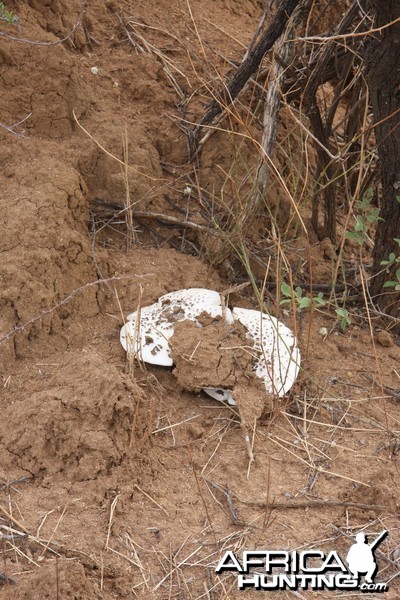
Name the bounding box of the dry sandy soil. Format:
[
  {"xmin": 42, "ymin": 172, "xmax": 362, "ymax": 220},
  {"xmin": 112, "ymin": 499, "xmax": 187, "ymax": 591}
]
[{"xmin": 0, "ymin": 1, "xmax": 399, "ymax": 598}]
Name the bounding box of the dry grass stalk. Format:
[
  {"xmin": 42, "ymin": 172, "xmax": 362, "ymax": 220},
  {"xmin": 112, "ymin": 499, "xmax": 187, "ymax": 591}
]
[
  {"xmin": 133, "ymin": 485, "xmax": 169, "ymax": 517},
  {"xmin": 105, "ymin": 494, "xmax": 121, "ymax": 550},
  {"xmin": 40, "ymin": 505, "xmax": 68, "ymax": 558},
  {"xmin": 152, "ymin": 545, "xmax": 202, "ymax": 592},
  {"xmin": 122, "ymin": 124, "xmax": 136, "ymax": 248},
  {"xmin": 73, "ymin": 111, "xmax": 161, "ymax": 182},
  {"xmin": 120, "ymin": 13, "xmax": 189, "ymax": 99},
  {"xmin": 152, "ymin": 414, "xmax": 199, "ymax": 435}
]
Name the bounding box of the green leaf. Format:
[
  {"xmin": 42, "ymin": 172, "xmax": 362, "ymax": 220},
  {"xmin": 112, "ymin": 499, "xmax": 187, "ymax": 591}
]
[
  {"xmin": 295, "ymin": 286, "xmax": 303, "ymax": 297},
  {"xmin": 346, "ymin": 231, "xmax": 359, "ymax": 241},
  {"xmin": 280, "ymin": 283, "xmax": 292, "ymax": 298},
  {"xmin": 279, "ymin": 298, "xmax": 291, "ymax": 305},
  {"xmin": 355, "ymin": 221, "xmax": 366, "ymax": 234},
  {"xmin": 366, "ymin": 211, "xmax": 380, "ymax": 223},
  {"xmin": 356, "ymin": 236, "xmax": 365, "ymax": 246},
  {"xmin": 363, "ymin": 188, "xmax": 374, "ymax": 203},
  {"xmin": 313, "ymin": 296, "xmax": 325, "ymax": 305},
  {"xmin": 383, "ymin": 281, "xmax": 395, "ymax": 288},
  {"xmin": 298, "ymin": 297, "xmax": 311, "ymax": 309}
]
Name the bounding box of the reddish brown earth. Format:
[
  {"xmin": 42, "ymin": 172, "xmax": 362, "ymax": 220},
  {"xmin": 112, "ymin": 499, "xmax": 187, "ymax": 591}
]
[{"xmin": 1, "ymin": 1, "xmax": 399, "ymax": 598}]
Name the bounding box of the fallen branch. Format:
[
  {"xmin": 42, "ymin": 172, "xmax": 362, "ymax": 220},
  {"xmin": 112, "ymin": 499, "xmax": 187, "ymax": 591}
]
[
  {"xmin": 90, "ymin": 197, "xmax": 215, "ymax": 233},
  {"xmin": 239, "ymin": 498, "xmax": 387, "ymax": 511}
]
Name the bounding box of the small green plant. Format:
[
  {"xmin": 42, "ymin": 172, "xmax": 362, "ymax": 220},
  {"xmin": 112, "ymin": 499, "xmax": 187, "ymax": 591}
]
[
  {"xmin": 0, "ymin": 2, "xmax": 18, "ymax": 24},
  {"xmin": 280, "ymin": 283, "xmax": 325, "ymax": 310},
  {"xmin": 335, "ymin": 307, "xmax": 351, "ymax": 332},
  {"xmin": 346, "ymin": 188, "xmax": 382, "ymax": 246},
  {"xmin": 381, "ymin": 238, "xmax": 400, "ymax": 291}
]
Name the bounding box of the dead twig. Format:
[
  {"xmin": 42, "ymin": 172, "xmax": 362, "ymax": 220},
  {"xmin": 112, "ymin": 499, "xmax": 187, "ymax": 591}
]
[
  {"xmin": 0, "ymin": 573, "xmax": 16, "ymax": 585},
  {"xmin": 134, "ymin": 485, "xmax": 169, "ymax": 516},
  {"xmin": 206, "ymin": 479, "xmax": 243, "ymax": 525},
  {"xmin": 90, "ymin": 197, "xmax": 215, "ymax": 232},
  {"xmin": 105, "ymin": 494, "xmax": 121, "ymax": 550},
  {"xmin": 0, "ymin": 476, "xmax": 32, "ymax": 493},
  {"xmin": 0, "ymin": 504, "xmax": 30, "ymax": 534},
  {"xmin": 239, "ymin": 498, "xmax": 387, "ymax": 511}
]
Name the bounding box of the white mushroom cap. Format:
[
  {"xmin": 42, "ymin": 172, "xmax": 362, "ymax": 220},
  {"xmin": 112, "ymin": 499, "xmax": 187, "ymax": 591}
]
[
  {"xmin": 120, "ymin": 288, "xmax": 300, "ymax": 404},
  {"xmin": 120, "ymin": 289, "xmax": 232, "ymax": 366},
  {"xmin": 232, "ymin": 307, "xmax": 300, "ymax": 397}
]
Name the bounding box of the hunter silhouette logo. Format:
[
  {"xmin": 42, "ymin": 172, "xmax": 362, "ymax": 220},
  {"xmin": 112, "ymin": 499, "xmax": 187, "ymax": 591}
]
[
  {"xmin": 216, "ymin": 530, "xmax": 389, "ymax": 592},
  {"xmin": 346, "ymin": 530, "xmax": 388, "ymax": 587}
]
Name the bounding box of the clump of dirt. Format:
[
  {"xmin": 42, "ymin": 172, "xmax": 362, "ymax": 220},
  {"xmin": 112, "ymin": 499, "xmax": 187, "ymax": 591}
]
[
  {"xmin": 171, "ymin": 317, "xmax": 252, "ymax": 392},
  {"xmin": 1, "ymin": 350, "xmax": 150, "ymax": 480},
  {"xmin": 171, "ymin": 316, "xmax": 270, "ymax": 432}
]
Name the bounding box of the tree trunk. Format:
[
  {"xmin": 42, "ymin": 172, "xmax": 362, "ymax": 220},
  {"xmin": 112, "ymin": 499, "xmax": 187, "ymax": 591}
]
[{"xmin": 363, "ymin": 0, "xmax": 400, "ymax": 324}]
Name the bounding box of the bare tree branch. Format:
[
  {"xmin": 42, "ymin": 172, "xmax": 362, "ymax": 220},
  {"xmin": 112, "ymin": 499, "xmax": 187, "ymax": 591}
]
[{"xmin": 193, "ymin": 0, "xmax": 303, "ymax": 139}]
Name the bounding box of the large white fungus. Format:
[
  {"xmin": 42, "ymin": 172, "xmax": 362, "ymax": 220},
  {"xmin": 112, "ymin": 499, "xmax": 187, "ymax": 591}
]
[{"xmin": 120, "ymin": 288, "xmax": 300, "ymax": 405}]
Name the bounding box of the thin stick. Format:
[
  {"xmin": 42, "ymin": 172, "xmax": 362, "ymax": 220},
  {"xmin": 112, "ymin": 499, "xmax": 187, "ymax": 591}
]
[
  {"xmin": 268, "ymin": 436, "xmax": 370, "ymax": 487},
  {"xmin": 6, "ymin": 540, "xmax": 41, "ymax": 567},
  {"xmin": 134, "ymin": 485, "xmax": 169, "ymax": 516},
  {"xmin": 292, "ymin": 16, "xmax": 400, "ymax": 43},
  {"xmin": 90, "ymin": 199, "xmax": 214, "ymax": 232},
  {"xmin": 73, "ymin": 111, "xmax": 161, "ymax": 181},
  {"xmin": 152, "ymin": 414, "xmax": 199, "ymax": 434},
  {"xmin": 0, "ymin": 476, "xmax": 31, "ymax": 492},
  {"xmin": 106, "ymin": 545, "xmax": 142, "ymax": 568},
  {"xmin": 40, "ymin": 505, "xmax": 68, "ymax": 557},
  {"xmin": 122, "ymin": 123, "xmax": 136, "ymax": 248},
  {"xmin": 246, "ymin": 417, "xmax": 257, "ymax": 480},
  {"xmin": 0, "ymin": 504, "xmax": 29, "ymax": 534},
  {"xmin": 152, "ymin": 546, "xmax": 202, "ymax": 592},
  {"xmin": 359, "ymin": 268, "xmax": 391, "ymax": 442},
  {"xmin": 186, "ymin": 0, "xmax": 206, "ymax": 58},
  {"xmin": 240, "ymin": 499, "xmax": 387, "ymax": 511}
]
